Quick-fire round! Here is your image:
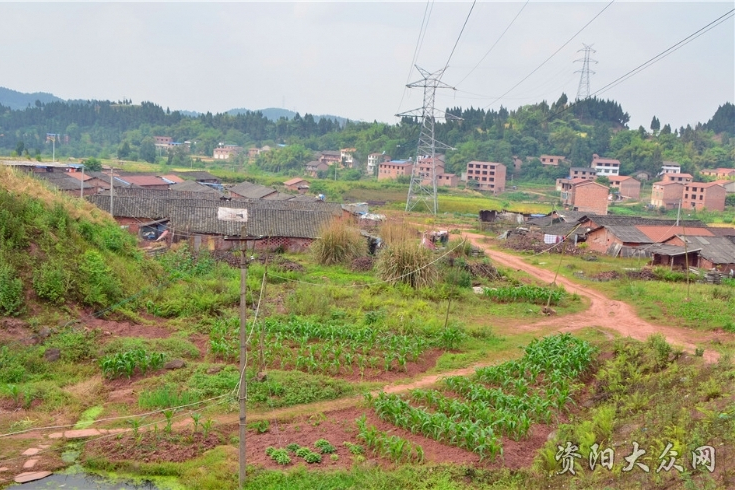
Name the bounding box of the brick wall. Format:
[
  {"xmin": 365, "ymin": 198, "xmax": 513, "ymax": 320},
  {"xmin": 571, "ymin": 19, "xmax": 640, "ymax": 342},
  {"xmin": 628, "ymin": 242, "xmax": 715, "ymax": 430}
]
[{"xmin": 573, "ymin": 182, "xmax": 608, "ymax": 215}]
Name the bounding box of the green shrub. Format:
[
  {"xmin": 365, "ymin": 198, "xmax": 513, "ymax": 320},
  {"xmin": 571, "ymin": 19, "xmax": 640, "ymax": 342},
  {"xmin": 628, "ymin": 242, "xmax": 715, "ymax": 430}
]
[
  {"xmin": 138, "ymin": 384, "xmax": 201, "ymax": 409},
  {"xmin": 79, "ymin": 250, "xmax": 122, "ymax": 307},
  {"xmin": 314, "ymin": 438, "xmax": 336, "ymax": 454},
  {"xmin": 311, "ymin": 220, "xmax": 366, "ymax": 265},
  {"xmin": 45, "ymin": 330, "xmax": 97, "ymax": 362},
  {"xmin": 286, "ymin": 284, "xmax": 331, "ymax": 318},
  {"xmin": 33, "ymin": 261, "xmax": 72, "ymax": 305},
  {"xmin": 0, "ymin": 346, "xmax": 27, "ymax": 383},
  {"xmin": 0, "ymin": 261, "xmax": 24, "ymax": 316},
  {"xmin": 376, "ymin": 241, "xmax": 437, "ymax": 289},
  {"xmin": 651, "ymin": 266, "xmax": 686, "ymax": 282}
]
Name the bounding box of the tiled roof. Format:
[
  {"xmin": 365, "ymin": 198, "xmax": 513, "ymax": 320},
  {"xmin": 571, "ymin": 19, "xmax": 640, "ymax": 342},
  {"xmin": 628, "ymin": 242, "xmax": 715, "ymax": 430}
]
[
  {"xmin": 160, "ymin": 174, "xmax": 184, "ymax": 183},
  {"xmin": 283, "ymin": 178, "xmax": 309, "ymax": 186},
  {"xmin": 706, "ymin": 227, "xmax": 735, "ymax": 237},
  {"xmin": 602, "ymin": 226, "xmax": 654, "ymax": 244},
  {"xmin": 635, "ymin": 225, "xmax": 714, "ymax": 243},
  {"xmin": 229, "ymin": 181, "xmax": 277, "ymax": 199},
  {"xmin": 585, "ymin": 216, "xmax": 706, "ymax": 228},
  {"xmin": 117, "ymin": 176, "xmax": 170, "ymax": 187},
  {"xmin": 36, "ymin": 173, "xmax": 95, "ymax": 191},
  {"xmin": 86, "ymin": 195, "xmax": 342, "ymax": 239},
  {"xmin": 680, "ymin": 236, "xmax": 735, "ymax": 264},
  {"xmin": 170, "ymin": 181, "xmax": 224, "ymax": 195}
]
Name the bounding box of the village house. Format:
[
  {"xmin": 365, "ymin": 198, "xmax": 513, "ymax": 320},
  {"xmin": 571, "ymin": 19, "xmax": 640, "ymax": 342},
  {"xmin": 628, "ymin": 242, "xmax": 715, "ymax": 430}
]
[
  {"xmin": 318, "ymin": 151, "xmax": 342, "ymax": 166},
  {"xmin": 340, "ymin": 148, "xmax": 356, "ymax": 167},
  {"xmin": 213, "ymin": 145, "xmax": 243, "ymax": 160},
  {"xmin": 367, "ymin": 153, "xmax": 390, "ymax": 175},
  {"xmin": 539, "ymin": 155, "xmax": 566, "ymax": 166},
  {"xmin": 701, "ymin": 168, "xmax": 735, "ymax": 180},
  {"xmin": 712, "ymin": 180, "xmax": 735, "ymax": 194},
  {"xmin": 662, "ymin": 173, "xmax": 693, "ymax": 184},
  {"xmin": 591, "ymin": 154, "xmax": 621, "ymax": 176},
  {"xmin": 169, "ymin": 180, "xmax": 225, "ymax": 196},
  {"xmin": 85, "ymin": 194, "xmax": 344, "ymax": 253},
  {"xmin": 304, "ymin": 161, "xmax": 330, "ymax": 178},
  {"xmin": 378, "ymin": 160, "xmax": 412, "ymax": 180},
  {"xmin": 683, "ymin": 182, "xmax": 727, "ymax": 212},
  {"xmin": 160, "ymin": 174, "xmax": 185, "ymax": 185},
  {"xmin": 650, "ymin": 181, "xmax": 684, "ymax": 209},
  {"xmin": 465, "ymin": 161, "xmax": 506, "ymax": 193},
  {"xmin": 283, "ymin": 178, "xmax": 310, "ymax": 194},
  {"xmin": 656, "ymin": 235, "xmax": 735, "ymax": 272},
  {"xmin": 583, "ymin": 217, "xmax": 710, "ymax": 254},
  {"xmin": 437, "ymin": 173, "xmax": 459, "ymax": 187},
  {"xmin": 115, "ymin": 175, "xmax": 171, "ymax": 190},
  {"xmin": 154, "ymin": 136, "xmax": 173, "ymax": 148},
  {"xmin": 229, "ymin": 181, "xmax": 278, "ymax": 200},
  {"xmin": 660, "ymin": 161, "xmax": 681, "ymax": 174},
  {"xmin": 607, "ymin": 175, "xmax": 641, "ymax": 200},
  {"xmin": 176, "ymin": 171, "xmax": 221, "ymax": 184},
  {"xmin": 632, "ymin": 170, "xmax": 652, "ymax": 181},
  {"xmin": 556, "ymin": 167, "xmax": 596, "ymax": 191},
  {"xmin": 561, "ymin": 179, "xmax": 609, "ymax": 215}
]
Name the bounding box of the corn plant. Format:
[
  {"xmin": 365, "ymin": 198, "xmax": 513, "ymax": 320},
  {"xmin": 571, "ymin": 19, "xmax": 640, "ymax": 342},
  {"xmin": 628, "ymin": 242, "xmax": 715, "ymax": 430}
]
[{"xmin": 483, "ymin": 284, "xmax": 566, "ymax": 305}]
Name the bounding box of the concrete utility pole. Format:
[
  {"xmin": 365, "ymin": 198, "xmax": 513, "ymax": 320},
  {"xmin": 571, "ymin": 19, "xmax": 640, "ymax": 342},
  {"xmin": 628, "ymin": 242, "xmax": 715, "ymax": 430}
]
[
  {"xmin": 398, "ymin": 66, "xmax": 459, "ymax": 215},
  {"xmin": 574, "ymin": 44, "xmax": 597, "ymax": 100},
  {"xmin": 109, "ymin": 167, "xmax": 114, "ymax": 217},
  {"xmin": 238, "ymin": 226, "xmax": 248, "ymax": 488}
]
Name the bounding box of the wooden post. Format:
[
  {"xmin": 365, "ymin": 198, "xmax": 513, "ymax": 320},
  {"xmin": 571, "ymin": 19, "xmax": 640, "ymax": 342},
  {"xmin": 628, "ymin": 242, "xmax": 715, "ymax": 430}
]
[{"xmin": 239, "ymin": 225, "xmax": 248, "ymax": 488}]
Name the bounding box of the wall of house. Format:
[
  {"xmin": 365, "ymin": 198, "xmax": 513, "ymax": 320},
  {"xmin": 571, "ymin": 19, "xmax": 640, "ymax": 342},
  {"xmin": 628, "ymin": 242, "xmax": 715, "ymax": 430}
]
[
  {"xmin": 573, "ymin": 184, "xmax": 608, "ymax": 215},
  {"xmin": 585, "ymin": 228, "xmax": 622, "ymax": 253},
  {"xmin": 189, "ymin": 235, "xmax": 313, "ymax": 253},
  {"xmin": 699, "ymin": 258, "xmax": 735, "ymax": 272},
  {"xmin": 619, "ymin": 180, "xmax": 641, "ymax": 199}
]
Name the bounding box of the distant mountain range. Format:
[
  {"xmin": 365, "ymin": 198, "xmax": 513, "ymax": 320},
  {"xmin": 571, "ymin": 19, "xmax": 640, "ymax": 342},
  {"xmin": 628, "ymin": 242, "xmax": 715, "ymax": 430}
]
[
  {"xmin": 0, "ymin": 87, "xmax": 63, "ymax": 110},
  {"xmin": 0, "ymin": 86, "xmax": 348, "ymax": 123}
]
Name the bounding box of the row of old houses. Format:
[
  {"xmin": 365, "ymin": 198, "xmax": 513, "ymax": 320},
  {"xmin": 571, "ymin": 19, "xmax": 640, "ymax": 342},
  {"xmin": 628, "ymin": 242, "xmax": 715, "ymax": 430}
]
[{"xmin": 521, "ymin": 211, "xmax": 735, "ymax": 272}]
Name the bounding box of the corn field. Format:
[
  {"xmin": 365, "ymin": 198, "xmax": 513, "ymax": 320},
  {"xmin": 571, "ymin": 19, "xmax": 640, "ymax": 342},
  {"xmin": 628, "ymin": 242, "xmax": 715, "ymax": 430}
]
[
  {"xmin": 368, "ymin": 334, "xmax": 596, "ymax": 461},
  {"xmin": 483, "ymin": 284, "xmax": 566, "ymax": 305},
  {"xmin": 209, "ymin": 317, "xmax": 467, "ymax": 376}
]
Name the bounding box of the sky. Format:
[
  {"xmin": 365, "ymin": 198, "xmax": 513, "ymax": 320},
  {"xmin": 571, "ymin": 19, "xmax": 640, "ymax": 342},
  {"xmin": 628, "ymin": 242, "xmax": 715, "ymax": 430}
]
[{"xmin": 0, "ymin": 2, "xmax": 732, "ymax": 130}]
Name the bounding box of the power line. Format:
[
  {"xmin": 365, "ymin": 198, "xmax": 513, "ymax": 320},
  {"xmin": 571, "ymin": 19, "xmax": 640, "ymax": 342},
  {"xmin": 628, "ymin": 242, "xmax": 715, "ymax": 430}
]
[
  {"xmin": 454, "ymin": 0, "xmax": 530, "ymax": 88},
  {"xmin": 443, "ymin": 0, "xmax": 477, "ymax": 73},
  {"xmin": 541, "ymin": 7, "xmax": 735, "ymax": 123},
  {"xmin": 592, "ymin": 8, "xmax": 734, "ymax": 98},
  {"xmin": 484, "ymin": 0, "xmax": 615, "ymax": 110},
  {"xmin": 397, "ymin": 0, "xmax": 435, "ymax": 114}
]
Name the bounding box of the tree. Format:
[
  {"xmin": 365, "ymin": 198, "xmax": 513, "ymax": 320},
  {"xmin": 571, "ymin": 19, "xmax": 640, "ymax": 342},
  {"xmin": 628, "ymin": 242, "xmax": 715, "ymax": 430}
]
[
  {"xmin": 15, "ymin": 141, "xmax": 24, "ymax": 156},
  {"xmin": 139, "ymin": 138, "xmax": 156, "ymax": 163},
  {"xmin": 661, "ymin": 124, "xmax": 672, "ymax": 135},
  {"xmin": 118, "ymin": 141, "xmax": 131, "ymax": 159},
  {"xmin": 650, "ymin": 116, "xmax": 661, "ymax": 133},
  {"xmin": 595, "ymin": 175, "xmax": 610, "ymax": 186},
  {"xmin": 82, "ymin": 157, "xmax": 102, "ymax": 171}
]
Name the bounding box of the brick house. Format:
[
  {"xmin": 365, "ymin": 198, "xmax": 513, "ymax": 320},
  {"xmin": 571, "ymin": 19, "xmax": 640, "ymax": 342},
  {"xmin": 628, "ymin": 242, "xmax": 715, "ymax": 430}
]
[
  {"xmin": 662, "ymin": 173, "xmax": 693, "ymax": 184},
  {"xmin": 557, "ymin": 167, "xmax": 596, "ymax": 191},
  {"xmin": 116, "ymin": 175, "xmax": 171, "ymax": 190},
  {"xmin": 318, "ymin": 151, "xmax": 342, "ymax": 166},
  {"xmin": 712, "ymin": 180, "xmax": 735, "ymax": 193},
  {"xmin": 662, "ymin": 235, "xmax": 735, "ymax": 272},
  {"xmin": 437, "ymin": 173, "xmax": 458, "ymax": 187},
  {"xmin": 213, "ymin": 145, "xmax": 243, "ymax": 160},
  {"xmin": 154, "ymin": 136, "xmax": 173, "ymax": 148},
  {"xmin": 607, "ymin": 175, "xmax": 641, "ymax": 199},
  {"xmin": 683, "ymin": 182, "xmax": 727, "ymax": 211},
  {"xmin": 539, "ymin": 155, "xmax": 566, "ymax": 166},
  {"xmin": 465, "ymin": 161, "xmax": 506, "ymax": 193},
  {"xmin": 563, "ymin": 180, "xmax": 609, "ymax": 215},
  {"xmin": 283, "ymin": 178, "xmax": 310, "ymax": 193},
  {"xmin": 305, "ymin": 161, "xmax": 330, "ymax": 178},
  {"xmin": 701, "ymin": 168, "xmax": 735, "ymax": 180},
  {"xmin": 378, "ymin": 161, "xmax": 412, "ymax": 180},
  {"xmin": 591, "ymin": 154, "xmax": 620, "ymax": 176},
  {"xmin": 650, "ymin": 181, "xmax": 684, "ymax": 209}
]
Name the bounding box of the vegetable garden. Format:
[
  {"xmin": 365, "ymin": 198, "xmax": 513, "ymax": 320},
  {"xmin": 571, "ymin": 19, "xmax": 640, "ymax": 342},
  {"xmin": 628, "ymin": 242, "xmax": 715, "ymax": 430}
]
[
  {"xmin": 368, "ymin": 334, "xmax": 596, "ymax": 461},
  {"xmin": 209, "ymin": 316, "xmax": 467, "ymax": 377}
]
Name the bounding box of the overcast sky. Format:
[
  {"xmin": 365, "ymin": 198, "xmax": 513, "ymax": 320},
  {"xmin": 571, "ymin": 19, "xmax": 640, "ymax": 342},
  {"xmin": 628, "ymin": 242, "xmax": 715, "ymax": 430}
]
[{"xmin": 0, "ymin": 2, "xmax": 732, "ymax": 130}]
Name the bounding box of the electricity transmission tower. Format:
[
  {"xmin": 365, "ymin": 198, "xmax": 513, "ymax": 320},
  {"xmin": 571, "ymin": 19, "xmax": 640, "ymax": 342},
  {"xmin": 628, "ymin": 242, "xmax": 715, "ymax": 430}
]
[
  {"xmin": 574, "ymin": 44, "xmax": 597, "ymax": 100},
  {"xmin": 398, "ymin": 66, "xmax": 458, "ymax": 214}
]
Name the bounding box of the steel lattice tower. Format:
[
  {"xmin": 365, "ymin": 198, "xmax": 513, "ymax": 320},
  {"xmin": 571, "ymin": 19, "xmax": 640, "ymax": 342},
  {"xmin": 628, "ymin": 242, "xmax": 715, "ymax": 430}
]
[
  {"xmin": 398, "ymin": 66, "xmax": 458, "ymax": 214},
  {"xmin": 574, "ymin": 44, "xmax": 597, "ymax": 100}
]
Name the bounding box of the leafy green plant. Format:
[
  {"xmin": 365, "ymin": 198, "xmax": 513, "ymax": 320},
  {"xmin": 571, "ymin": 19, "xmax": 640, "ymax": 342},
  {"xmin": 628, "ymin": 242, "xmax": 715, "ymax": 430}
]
[
  {"xmin": 202, "ymin": 418, "xmax": 214, "ymax": 438},
  {"xmin": 163, "ymin": 409, "xmax": 174, "ymax": 434},
  {"xmin": 100, "ymin": 348, "xmax": 166, "ymax": 379},
  {"xmin": 483, "ymin": 284, "xmax": 566, "ymax": 305},
  {"xmin": 344, "ymin": 442, "xmax": 364, "ymax": 455},
  {"xmin": 190, "ymin": 412, "xmax": 201, "ymax": 433},
  {"xmin": 286, "ymin": 443, "xmax": 301, "ymax": 453},
  {"xmin": 295, "ymin": 447, "xmax": 311, "ymax": 458},
  {"xmin": 268, "ymin": 448, "xmax": 291, "ymax": 465},
  {"xmin": 251, "ymin": 420, "xmax": 270, "ymax": 434},
  {"xmin": 303, "ymin": 452, "xmax": 322, "ymax": 464},
  {"xmin": 0, "ymin": 261, "xmax": 23, "ymax": 316},
  {"xmin": 32, "ymin": 262, "xmax": 72, "ymax": 305},
  {"xmin": 314, "ymin": 438, "xmax": 336, "ymax": 454}
]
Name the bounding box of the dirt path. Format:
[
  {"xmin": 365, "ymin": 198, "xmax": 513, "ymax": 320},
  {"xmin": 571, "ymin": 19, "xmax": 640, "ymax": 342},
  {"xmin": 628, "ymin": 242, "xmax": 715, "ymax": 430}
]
[{"xmin": 463, "ymin": 232, "xmax": 726, "ymax": 363}]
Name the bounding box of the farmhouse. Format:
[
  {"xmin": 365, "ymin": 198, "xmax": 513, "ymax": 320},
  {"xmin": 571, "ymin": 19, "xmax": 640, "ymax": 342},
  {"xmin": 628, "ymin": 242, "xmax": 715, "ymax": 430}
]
[
  {"xmin": 465, "ymin": 161, "xmax": 506, "ymax": 193},
  {"xmin": 378, "ymin": 160, "xmax": 412, "ymax": 180},
  {"xmin": 561, "ymin": 179, "xmax": 609, "ymax": 215},
  {"xmin": 607, "ymin": 175, "xmax": 641, "ymax": 200},
  {"xmin": 683, "ymin": 182, "xmax": 727, "ymax": 212}
]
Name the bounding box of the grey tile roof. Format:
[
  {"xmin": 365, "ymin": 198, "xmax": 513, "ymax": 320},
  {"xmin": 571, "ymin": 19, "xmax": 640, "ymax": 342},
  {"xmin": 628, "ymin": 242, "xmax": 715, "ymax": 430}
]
[
  {"xmin": 527, "ymin": 210, "xmax": 590, "ymax": 227},
  {"xmin": 587, "ymin": 216, "xmax": 706, "ymax": 228},
  {"xmin": 681, "ymin": 236, "xmax": 735, "ymax": 264},
  {"xmin": 170, "ymin": 181, "xmax": 224, "ymax": 195},
  {"xmin": 604, "ymin": 226, "xmax": 654, "ymax": 243},
  {"xmin": 98, "ymin": 187, "xmax": 225, "ymax": 200},
  {"xmin": 647, "ymin": 244, "xmax": 702, "ymax": 256},
  {"xmin": 36, "ymin": 173, "xmax": 96, "ymax": 191},
  {"xmin": 86, "ymin": 195, "xmax": 343, "ymax": 239},
  {"xmin": 229, "ymin": 181, "xmax": 278, "ymax": 199},
  {"xmin": 175, "ymin": 171, "xmax": 220, "ymax": 182}
]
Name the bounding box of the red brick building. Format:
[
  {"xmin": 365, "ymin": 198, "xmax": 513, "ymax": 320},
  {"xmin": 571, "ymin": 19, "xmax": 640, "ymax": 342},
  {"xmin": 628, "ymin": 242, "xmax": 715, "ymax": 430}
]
[
  {"xmin": 378, "ymin": 161, "xmax": 412, "ymax": 180},
  {"xmin": 650, "ymin": 181, "xmax": 684, "ymax": 209},
  {"xmin": 539, "ymin": 155, "xmax": 566, "ymax": 166},
  {"xmin": 683, "ymin": 182, "xmax": 727, "ymax": 211},
  {"xmin": 701, "ymin": 168, "xmax": 735, "ymax": 180},
  {"xmin": 563, "ymin": 180, "xmax": 609, "ymax": 215},
  {"xmin": 608, "ymin": 175, "xmax": 641, "ymax": 199},
  {"xmin": 465, "ymin": 161, "xmax": 506, "ymax": 193},
  {"xmin": 662, "ymin": 173, "xmax": 693, "ymax": 184},
  {"xmin": 213, "ymin": 145, "xmax": 243, "ymax": 160}
]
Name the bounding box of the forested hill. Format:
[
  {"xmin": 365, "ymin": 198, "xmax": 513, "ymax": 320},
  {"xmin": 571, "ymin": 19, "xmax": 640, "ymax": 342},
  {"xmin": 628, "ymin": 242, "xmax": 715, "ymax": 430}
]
[
  {"xmin": 0, "ymin": 93, "xmax": 732, "ymax": 179},
  {"xmin": 0, "ymin": 86, "xmax": 63, "ymax": 111}
]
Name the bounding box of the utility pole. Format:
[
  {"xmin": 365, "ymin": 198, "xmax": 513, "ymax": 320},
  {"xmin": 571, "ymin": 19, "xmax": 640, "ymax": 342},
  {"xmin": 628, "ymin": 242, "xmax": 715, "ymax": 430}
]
[
  {"xmin": 574, "ymin": 44, "xmax": 597, "ymax": 100},
  {"xmin": 109, "ymin": 167, "xmax": 114, "ymax": 217},
  {"xmin": 398, "ymin": 66, "xmax": 459, "ymax": 215},
  {"xmin": 238, "ymin": 227, "xmax": 248, "ymax": 488}
]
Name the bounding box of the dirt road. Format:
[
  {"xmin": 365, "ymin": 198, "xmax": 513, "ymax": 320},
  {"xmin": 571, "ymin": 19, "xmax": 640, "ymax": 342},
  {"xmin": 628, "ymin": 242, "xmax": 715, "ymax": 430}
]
[{"xmin": 463, "ymin": 232, "xmax": 725, "ymax": 363}]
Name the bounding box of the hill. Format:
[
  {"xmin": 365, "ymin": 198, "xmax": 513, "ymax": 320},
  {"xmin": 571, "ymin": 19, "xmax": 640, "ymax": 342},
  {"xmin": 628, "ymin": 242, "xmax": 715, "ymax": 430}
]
[
  {"xmin": 227, "ymin": 106, "xmax": 347, "ymax": 124},
  {"xmin": 0, "ymin": 86, "xmax": 63, "ymax": 111}
]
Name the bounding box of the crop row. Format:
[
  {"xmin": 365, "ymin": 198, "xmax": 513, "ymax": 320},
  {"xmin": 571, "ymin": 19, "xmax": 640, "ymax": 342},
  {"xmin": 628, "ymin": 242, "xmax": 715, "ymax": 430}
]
[
  {"xmin": 356, "ymin": 415, "xmax": 424, "ymax": 463},
  {"xmin": 483, "ymin": 284, "xmax": 566, "ymax": 305},
  {"xmin": 100, "ymin": 348, "xmax": 166, "ymax": 379},
  {"xmin": 368, "ymin": 392, "xmax": 502, "ymax": 461}
]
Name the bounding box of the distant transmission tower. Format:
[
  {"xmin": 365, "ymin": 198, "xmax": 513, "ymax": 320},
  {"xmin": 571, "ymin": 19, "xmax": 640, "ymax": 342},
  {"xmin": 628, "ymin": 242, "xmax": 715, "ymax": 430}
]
[
  {"xmin": 574, "ymin": 44, "xmax": 597, "ymax": 100},
  {"xmin": 398, "ymin": 66, "xmax": 458, "ymax": 214}
]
